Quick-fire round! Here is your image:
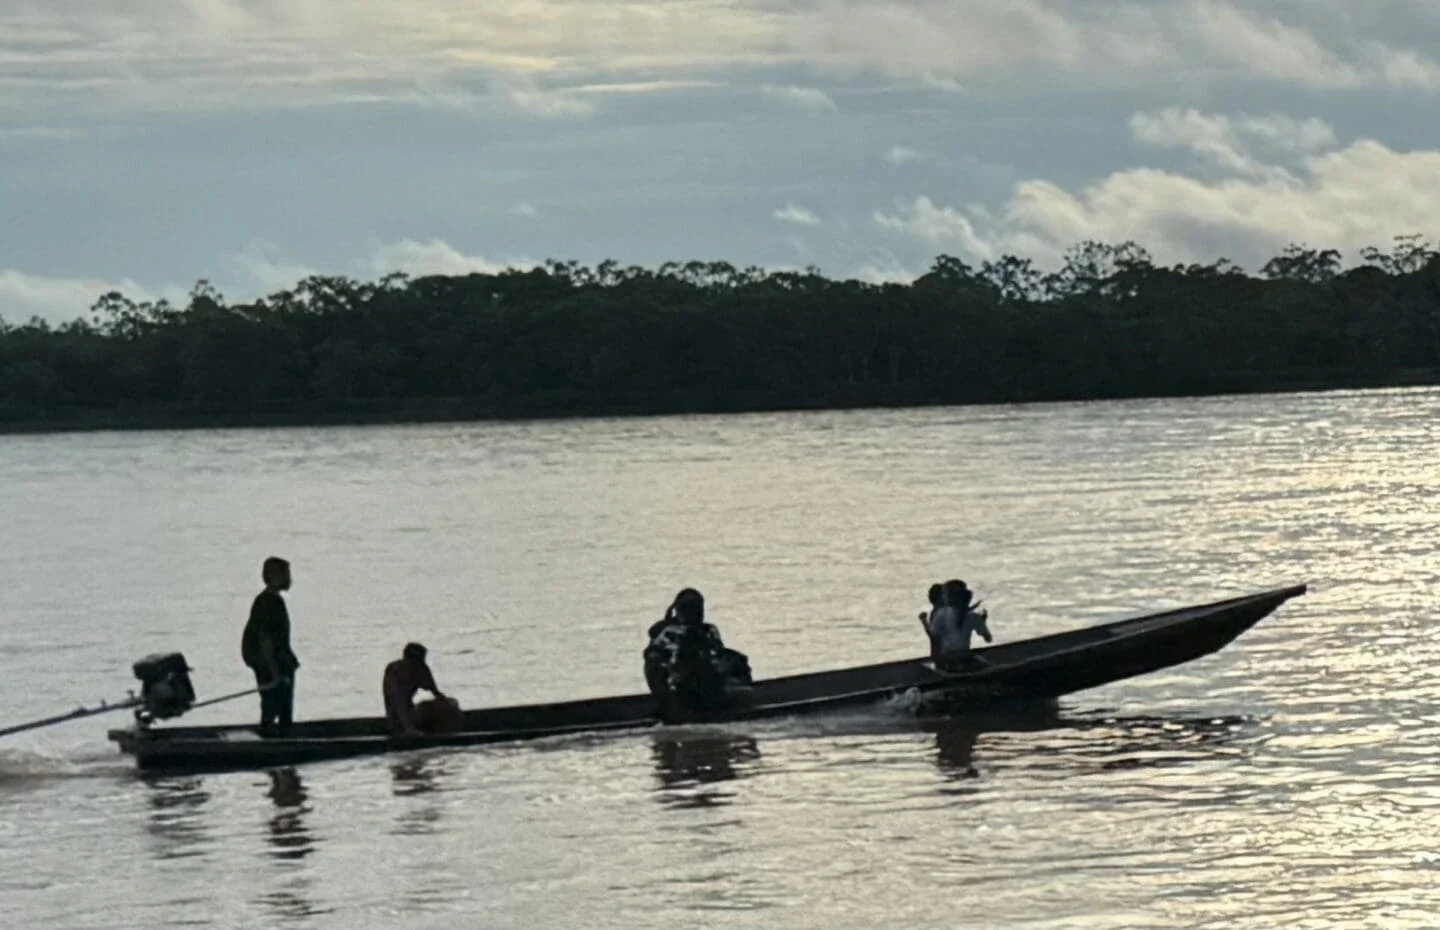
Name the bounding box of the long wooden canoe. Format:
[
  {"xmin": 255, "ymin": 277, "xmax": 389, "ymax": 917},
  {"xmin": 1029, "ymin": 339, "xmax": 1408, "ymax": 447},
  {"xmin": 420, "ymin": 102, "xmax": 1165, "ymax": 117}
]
[{"xmin": 108, "ymin": 584, "xmax": 1305, "ymax": 772}]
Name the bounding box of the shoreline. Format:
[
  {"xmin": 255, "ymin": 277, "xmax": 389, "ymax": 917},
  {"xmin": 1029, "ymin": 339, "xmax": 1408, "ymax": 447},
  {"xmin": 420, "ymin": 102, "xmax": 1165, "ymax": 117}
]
[{"xmin": 3, "ymin": 367, "xmax": 1436, "ymax": 437}]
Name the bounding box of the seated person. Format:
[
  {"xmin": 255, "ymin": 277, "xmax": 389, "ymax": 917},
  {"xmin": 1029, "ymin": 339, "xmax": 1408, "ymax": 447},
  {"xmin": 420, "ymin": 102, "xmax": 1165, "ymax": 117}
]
[
  {"xmin": 923, "ymin": 579, "xmax": 993, "ymax": 670},
  {"xmin": 918, "ymin": 582, "xmax": 944, "ymax": 637},
  {"xmin": 383, "ymin": 642, "xmax": 461, "ymax": 736},
  {"xmin": 644, "ymin": 595, "xmax": 687, "ymax": 695},
  {"xmin": 644, "ymin": 588, "xmax": 752, "ymax": 711}
]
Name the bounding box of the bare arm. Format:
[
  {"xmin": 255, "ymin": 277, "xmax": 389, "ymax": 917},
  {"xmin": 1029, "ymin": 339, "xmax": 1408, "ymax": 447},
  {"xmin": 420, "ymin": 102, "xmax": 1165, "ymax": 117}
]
[
  {"xmin": 974, "ymin": 609, "xmax": 993, "ymax": 643},
  {"xmin": 919, "ymin": 612, "xmax": 942, "ymax": 661}
]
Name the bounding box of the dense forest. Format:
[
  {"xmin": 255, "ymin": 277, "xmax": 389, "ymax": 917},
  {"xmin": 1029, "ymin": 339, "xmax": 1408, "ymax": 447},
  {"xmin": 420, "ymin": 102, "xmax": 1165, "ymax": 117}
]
[{"xmin": 2, "ymin": 236, "xmax": 1439, "ymax": 431}]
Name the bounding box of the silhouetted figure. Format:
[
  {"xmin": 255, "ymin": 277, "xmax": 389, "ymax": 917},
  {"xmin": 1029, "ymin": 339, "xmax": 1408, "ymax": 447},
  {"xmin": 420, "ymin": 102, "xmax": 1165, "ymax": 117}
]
[
  {"xmin": 644, "ymin": 588, "xmax": 752, "ymax": 715},
  {"xmin": 921, "ymin": 578, "xmax": 993, "ymax": 670},
  {"xmin": 241, "ymin": 557, "xmax": 300, "ymax": 736},
  {"xmin": 383, "ymin": 642, "xmax": 459, "ymax": 736},
  {"xmin": 918, "ymin": 582, "xmax": 944, "ymax": 642}
]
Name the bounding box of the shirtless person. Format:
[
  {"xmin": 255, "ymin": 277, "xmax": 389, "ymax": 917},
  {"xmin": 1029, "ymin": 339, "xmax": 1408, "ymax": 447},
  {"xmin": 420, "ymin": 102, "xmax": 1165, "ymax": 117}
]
[
  {"xmin": 921, "ymin": 579, "xmax": 994, "ymax": 671},
  {"xmin": 382, "ymin": 642, "xmax": 460, "ymax": 736}
]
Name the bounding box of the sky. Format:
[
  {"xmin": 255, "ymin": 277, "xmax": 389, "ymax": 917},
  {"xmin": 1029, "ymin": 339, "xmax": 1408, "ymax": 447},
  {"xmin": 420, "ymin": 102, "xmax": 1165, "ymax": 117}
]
[{"xmin": 3, "ymin": 0, "xmax": 1440, "ymax": 324}]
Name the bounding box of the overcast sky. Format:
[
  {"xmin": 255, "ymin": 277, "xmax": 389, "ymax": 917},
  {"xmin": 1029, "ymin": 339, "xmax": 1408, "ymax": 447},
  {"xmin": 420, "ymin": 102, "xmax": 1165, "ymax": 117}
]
[{"xmin": 4, "ymin": 0, "xmax": 1440, "ymax": 323}]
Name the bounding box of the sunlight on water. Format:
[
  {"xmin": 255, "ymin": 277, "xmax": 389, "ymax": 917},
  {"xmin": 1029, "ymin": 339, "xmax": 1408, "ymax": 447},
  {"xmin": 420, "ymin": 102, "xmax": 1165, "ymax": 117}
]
[{"xmin": 2, "ymin": 387, "xmax": 1440, "ymax": 927}]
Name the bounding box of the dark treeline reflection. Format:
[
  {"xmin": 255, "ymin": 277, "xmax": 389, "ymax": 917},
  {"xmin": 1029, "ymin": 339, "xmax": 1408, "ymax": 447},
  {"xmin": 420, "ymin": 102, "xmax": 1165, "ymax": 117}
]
[{"xmin": 4, "ymin": 237, "xmax": 1439, "ymax": 427}]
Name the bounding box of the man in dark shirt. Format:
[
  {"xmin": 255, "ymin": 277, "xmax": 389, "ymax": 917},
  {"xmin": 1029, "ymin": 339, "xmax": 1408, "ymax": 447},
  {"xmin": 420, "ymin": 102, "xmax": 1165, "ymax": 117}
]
[{"xmin": 241, "ymin": 556, "xmax": 300, "ymax": 736}]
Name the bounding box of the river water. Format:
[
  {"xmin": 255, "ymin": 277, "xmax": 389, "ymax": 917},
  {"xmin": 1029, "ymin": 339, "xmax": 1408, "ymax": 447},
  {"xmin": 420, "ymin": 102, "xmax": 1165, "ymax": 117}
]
[{"xmin": 1, "ymin": 389, "xmax": 1437, "ymax": 929}]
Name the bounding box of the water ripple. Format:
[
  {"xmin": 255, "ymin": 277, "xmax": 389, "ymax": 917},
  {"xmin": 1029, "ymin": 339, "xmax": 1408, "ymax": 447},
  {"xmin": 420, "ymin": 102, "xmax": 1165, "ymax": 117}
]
[{"xmin": 4, "ymin": 389, "xmax": 1440, "ymax": 926}]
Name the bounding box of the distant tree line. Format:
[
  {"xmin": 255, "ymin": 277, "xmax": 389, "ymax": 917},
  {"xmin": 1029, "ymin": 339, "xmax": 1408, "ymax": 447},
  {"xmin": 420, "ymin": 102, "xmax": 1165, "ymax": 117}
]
[{"xmin": 2, "ymin": 236, "xmax": 1439, "ymax": 430}]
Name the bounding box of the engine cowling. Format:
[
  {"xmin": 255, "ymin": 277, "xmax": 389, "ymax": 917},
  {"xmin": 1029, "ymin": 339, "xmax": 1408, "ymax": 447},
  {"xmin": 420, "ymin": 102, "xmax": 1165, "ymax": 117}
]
[{"xmin": 131, "ymin": 652, "xmax": 197, "ymax": 723}]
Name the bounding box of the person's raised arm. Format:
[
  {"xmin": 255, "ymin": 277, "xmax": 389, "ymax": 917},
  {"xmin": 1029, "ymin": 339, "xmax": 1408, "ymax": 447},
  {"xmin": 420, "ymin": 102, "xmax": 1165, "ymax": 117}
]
[{"xmin": 421, "ymin": 663, "xmax": 443, "ymax": 699}]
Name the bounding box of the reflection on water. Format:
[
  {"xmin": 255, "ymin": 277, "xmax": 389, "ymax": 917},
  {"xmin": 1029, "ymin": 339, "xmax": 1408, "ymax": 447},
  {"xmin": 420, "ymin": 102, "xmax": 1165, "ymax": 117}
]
[
  {"xmin": 265, "ymin": 767, "xmax": 314, "ymax": 861},
  {"xmin": 256, "ymin": 889, "xmax": 329, "ymax": 922},
  {"xmin": 651, "ymin": 730, "xmax": 762, "ymax": 809},
  {"xmin": 921, "ymin": 703, "xmax": 1072, "ymax": 783},
  {"xmin": 143, "ymin": 776, "xmax": 211, "ymax": 860},
  {"xmin": 644, "ymin": 709, "xmax": 1259, "ymax": 808},
  {"xmin": 931, "ymin": 720, "xmax": 981, "ymax": 782},
  {"xmin": 390, "ymin": 754, "xmax": 453, "ymax": 835},
  {"xmin": 923, "ymin": 708, "xmax": 1258, "ymax": 780},
  {"xmin": 1074, "ymin": 713, "xmax": 1257, "ymax": 772},
  {"xmin": 390, "ymin": 754, "xmax": 449, "ymax": 796},
  {"xmin": 258, "ymin": 768, "xmax": 329, "ymax": 921}
]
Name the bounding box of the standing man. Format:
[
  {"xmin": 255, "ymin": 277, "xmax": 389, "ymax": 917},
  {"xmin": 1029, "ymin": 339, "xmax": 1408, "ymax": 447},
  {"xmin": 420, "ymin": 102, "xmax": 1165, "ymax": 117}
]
[{"xmin": 242, "ymin": 556, "xmax": 301, "ymax": 736}]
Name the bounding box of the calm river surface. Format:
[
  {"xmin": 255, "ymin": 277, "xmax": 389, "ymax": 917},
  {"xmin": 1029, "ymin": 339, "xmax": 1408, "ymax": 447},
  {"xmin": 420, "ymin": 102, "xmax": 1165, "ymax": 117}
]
[{"xmin": 2, "ymin": 389, "xmax": 1439, "ymax": 929}]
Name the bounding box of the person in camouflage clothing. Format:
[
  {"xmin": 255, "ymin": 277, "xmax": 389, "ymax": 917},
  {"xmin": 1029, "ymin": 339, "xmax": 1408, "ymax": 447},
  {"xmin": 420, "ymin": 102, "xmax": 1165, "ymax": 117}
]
[{"xmin": 644, "ymin": 588, "xmax": 751, "ymax": 713}]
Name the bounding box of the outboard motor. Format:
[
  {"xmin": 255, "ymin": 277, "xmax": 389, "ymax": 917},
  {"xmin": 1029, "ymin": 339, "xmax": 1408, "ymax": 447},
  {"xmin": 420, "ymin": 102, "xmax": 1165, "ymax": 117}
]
[{"xmin": 131, "ymin": 652, "xmax": 196, "ymax": 725}]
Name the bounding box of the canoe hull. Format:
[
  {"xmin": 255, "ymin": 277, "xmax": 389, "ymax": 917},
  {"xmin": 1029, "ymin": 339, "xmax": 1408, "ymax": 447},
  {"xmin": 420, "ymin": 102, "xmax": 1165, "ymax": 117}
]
[{"xmin": 108, "ymin": 584, "xmax": 1305, "ymax": 772}]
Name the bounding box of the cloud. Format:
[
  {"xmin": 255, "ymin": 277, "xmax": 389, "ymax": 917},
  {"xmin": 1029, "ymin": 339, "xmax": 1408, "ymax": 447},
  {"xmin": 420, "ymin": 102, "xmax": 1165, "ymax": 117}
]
[
  {"xmin": 874, "ymin": 108, "xmax": 1440, "ymax": 270},
  {"xmin": 920, "ymin": 75, "xmax": 965, "ymax": 93},
  {"xmin": 4, "ymin": 1, "xmax": 1440, "ymax": 119},
  {"xmin": 494, "ymin": 76, "xmax": 594, "ymax": 117},
  {"xmin": 367, "ymin": 239, "xmax": 533, "ymax": 278},
  {"xmin": 1181, "ymin": 1, "xmax": 1440, "ymax": 91},
  {"xmin": 795, "ymin": 0, "xmax": 1169, "ymax": 82},
  {"xmin": 760, "ymin": 83, "xmax": 838, "ymax": 111},
  {"xmin": 884, "ymin": 145, "xmax": 924, "ymax": 165},
  {"xmin": 0, "ymin": 269, "xmax": 167, "ymax": 325},
  {"xmin": 2, "ymin": 238, "xmax": 539, "ymax": 324},
  {"xmin": 1228, "ymin": 113, "xmax": 1338, "ymax": 153},
  {"xmin": 0, "ymin": 125, "xmax": 87, "ymax": 142},
  {"xmin": 875, "ymin": 196, "xmax": 995, "ymax": 259},
  {"xmin": 1128, "ymin": 107, "xmax": 1337, "ymax": 178},
  {"xmin": 570, "ymin": 79, "xmax": 724, "ymax": 96},
  {"xmin": 851, "ymin": 258, "xmax": 917, "ymax": 284},
  {"xmin": 1180, "ymin": 0, "xmax": 1359, "ymax": 88},
  {"xmin": 773, "ymin": 204, "xmax": 822, "ymax": 226},
  {"xmin": 798, "ymin": 1, "xmax": 1440, "ymax": 93},
  {"xmin": 234, "ymin": 240, "xmax": 318, "ymax": 292},
  {"xmin": 512, "ymin": 202, "xmax": 539, "ymax": 218}
]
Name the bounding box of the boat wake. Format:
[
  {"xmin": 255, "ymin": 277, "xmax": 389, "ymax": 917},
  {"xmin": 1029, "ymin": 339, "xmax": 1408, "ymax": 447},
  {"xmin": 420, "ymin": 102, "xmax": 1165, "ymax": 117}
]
[
  {"xmin": 0, "ymin": 747, "xmax": 132, "ymax": 788},
  {"xmin": 0, "ymin": 747, "xmax": 86, "ymax": 786}
]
